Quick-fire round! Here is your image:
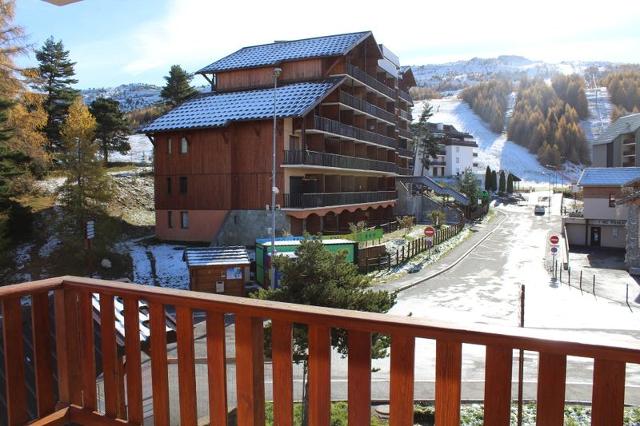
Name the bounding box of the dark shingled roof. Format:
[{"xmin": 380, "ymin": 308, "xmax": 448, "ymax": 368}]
[
  {"xmin": 184, "ymin": 246, "xmax": 250, "ymax": 267},
  {"xmin": 197, "ymin": 31, "xmax": 372, "ymax": 74},
  {"xmin": 593, "ymin": 113, "xmax": 640, "ymax": 146},
  {"xmin": 142, "ymin": 78, "xmax": 343, "ymax": 133},
  {"xmin": 577, "ymin": 167, "xmax": 640, "ymax": 187}
]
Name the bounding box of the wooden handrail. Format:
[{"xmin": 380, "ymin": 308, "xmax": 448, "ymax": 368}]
[{"xmin": 1, "ymin": 275, "xmax": 639, "ymax": 425}]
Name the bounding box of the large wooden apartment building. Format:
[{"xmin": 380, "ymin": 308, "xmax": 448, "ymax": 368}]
[{"xmin": 144, "ymin": 31, "xmax": 415, "ymax": 243}]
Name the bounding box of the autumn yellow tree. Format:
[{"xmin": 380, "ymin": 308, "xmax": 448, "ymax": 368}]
[{"xmin": 57, "ymin": 98, "xmax": 112, "ymax": 238}]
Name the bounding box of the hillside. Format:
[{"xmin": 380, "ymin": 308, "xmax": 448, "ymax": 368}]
[
  {"xmin": 415, "ymin": 98, "xmax": 581, "ymax": 184},
  {"xmin": 409, "ymin": 56, "xmax": 619, "ymax": 91},
  {"xmin": 81, "ymin": 83, "xmax": 208, "ymax": 112}
]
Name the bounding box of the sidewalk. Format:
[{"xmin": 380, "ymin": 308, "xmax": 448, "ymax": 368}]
[{"xmin": 380, "ymin": 210, "xmax": 507, "ymax": 293}]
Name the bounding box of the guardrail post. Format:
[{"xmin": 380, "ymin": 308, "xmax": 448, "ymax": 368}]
[
  {"xmin": 626, "ymin": 284, "xmax": 629, "ymax": 305},
  {"xmin": 559, "ymin": 267, "xmax": 562, "ymax": 282},
  {"xmin": 568, "ymin": 267, "xmax": 571, "ymax": 286},
  {"xmin": 579, "ymin": 270, "xmax": 582, "ymax": 289},
  {"xmin": 593, "ymin": 275, "xmax": 596, "ymax": 295}
]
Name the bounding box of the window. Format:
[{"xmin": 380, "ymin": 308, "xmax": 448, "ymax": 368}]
[
  {"xmin": 167, "ymin": 177, "xmax": 172, "ymax": 195},
  {"xmin": 456, "ymin": 146, "xmax": 460, "ymax": 152},
  {"xmin": 167, "ymin": 138, "xmax": 172, "ymax": 154},
  {"xmin": 609, "ymin": 193, "xmax": 616, "ymax": 208},
  {"xmin": 180, "ymin": 137, "xmax": 189, "ymax": 154},
  {"xmin": 456, "ymin": 157, "xmax": 460, "ymax": 164},
  {"xmin": 179, "ymin": 177, "xmax": 187, "ymax": 194},
  {"xmin": 180, "ymin": 211, "xmax": 189, "ymax": 229},
  {"xmin": 613, "ymin": 227, "xmax": 619, "ymax": 239},
  {"xmin": 167, "ymin": 211, "xmax": 173, "ymax": 228}
]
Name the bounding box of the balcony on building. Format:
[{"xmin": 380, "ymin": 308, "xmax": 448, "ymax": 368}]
[{"xmin": 1, "ymin": 276, "xmax": 638, "ymax": 426}]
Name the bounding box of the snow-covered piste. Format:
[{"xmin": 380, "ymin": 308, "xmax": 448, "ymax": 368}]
[
  {"xmin": 413, "ymin": 98, "xmax": 582, "ymax": 185},
  {"xmin": 109, "ymin": 134, "xmax": 153, "ymax": 164},
  {"xmin": 580, "ymin": 86, "xmax": 612, "ymax": 143}
]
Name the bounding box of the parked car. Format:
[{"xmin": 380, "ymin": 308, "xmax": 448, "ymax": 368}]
[{"xmin": 534, "ymin": 205, "xmax": 546, "ymax": 215}]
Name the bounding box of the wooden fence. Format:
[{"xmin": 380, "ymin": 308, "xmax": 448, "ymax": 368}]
[{"xmin": 362, "ymin": 222, "xmax": 465, "ymax": 273}]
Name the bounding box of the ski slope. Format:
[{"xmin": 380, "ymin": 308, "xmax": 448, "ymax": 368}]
[
  {"xmin": 580, "ymin": 86, "xmax": 612, "ymax": 143},
  {"xmin": 414, "ymin": 97, "xmax": 582, "ymax": 185}
]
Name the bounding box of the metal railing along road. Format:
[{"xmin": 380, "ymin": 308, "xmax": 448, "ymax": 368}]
[
  {"xmin": 284, "ymin": 190, "xmax": 397, "ymax": 208},
  {"xmin": 313, "ymin": 116, "xmax": 397, "ymax": 149},
  {"xmin": 339, "ymin": 91, "xmax": 396, "ymax": 123},
  {"xmin": 345, "ymin": 63, "xmax": 396, "ymax": 98},
  {"xmin": 283, "ymin": 150, "xmax": 398, "ymax": 173}
]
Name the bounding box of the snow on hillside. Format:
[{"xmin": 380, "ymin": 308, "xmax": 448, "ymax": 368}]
[
  {"xmin": 415, "ymin": 97, "xmax": 582, "ymax": 184},
  {"xmin": 409, "ymin": 56, "xmax": 617, "ymax": 90},
  {"xmin": 109, "ymin": 134, "xmax": 153, "ymax": 164},
  {"xmin": 580, "ymin": 86, "xmax": 613, "ymax": 143},
  {"xmin": 82, "ymin": 83, "xmax": 163, "ymax": 112}
]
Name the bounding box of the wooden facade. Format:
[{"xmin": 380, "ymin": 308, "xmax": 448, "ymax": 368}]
[
  {"xmin": 3, "ymin": 276, "xmax": 640, "ymax": 425},
  {"xmin": 149, "ymin": 32, "xmax": 416, "ymax": 242}
]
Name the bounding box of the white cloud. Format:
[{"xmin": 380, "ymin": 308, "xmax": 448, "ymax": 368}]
[{"xmin": 123, "ymin": 0, "xmax": 640, "ymax": 78}]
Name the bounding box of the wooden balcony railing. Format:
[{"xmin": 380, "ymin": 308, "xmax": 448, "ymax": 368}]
[
  {"xmin": 398, "ymin": 127, "xmax": 412, "ymax": 140},
  {"xmin": 284, "ymin": 190, "xmax": 397, "ymax": 208},
  {"xmin": 2, "ymin": 276, "xmax": 640, "ymax": 426},
  {"xmin": 398, "ymin": 109, "xmax": 412, "ymax": 121},
  {"xmin": 338, "ymin": 91, "xmax": 397, "ymax": 123},
  {"xmin": 283, "ymin": 150, "xmax": 398, "ymax": 173},
  {"xmin": 345, "ymin": 63, "xmax": 396, "ymax": 99},
  {"xmin": 312, "ymin": 116, "xmax": 397, "ymax": 149},
  {"xmin": 396, "ymin": 146, "xmax": 414, "ymax": 158}
]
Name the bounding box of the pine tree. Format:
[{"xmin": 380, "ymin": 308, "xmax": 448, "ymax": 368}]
[
  {"xmin": 498, "ymin": 170, "xmax": 506, "ymax": 193},
  {"xmin": 253, "ymin": 237, "xmax": 396, "ymax": 419},
  {"xmin": 57, "ymin": 98, "xmax": 112, "ymax": 244},
  {"xmin": 484, "ymin": 166, "xmax": 492, "ymax": 191},
  {"xmin": 507, "ymin": 174, "xmax": 514, "ymax": 193},
  {"xmin": 410, "ymin": 102, "xmax": 440, "ymax": 176},
  {"xmin": 459, "ymin": 167, "xmax": 479, "ymax": 206},
  {"xmin": 34, "ymin": 37, "xmax": 79, "ymax": 154},
  {"xmin": 89, "ymin": 98, "xmax": 131, "ymax": 164},
  {"xmin": 491, "ymin": 170, "xmax": 497, "ymax": 192},
  {"xmin": 160, "ymin": 65, "xmax": 198, "ymax": 107}
]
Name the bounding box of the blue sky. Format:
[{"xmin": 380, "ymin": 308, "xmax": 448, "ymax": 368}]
[{"xmin": 15, "ymin": 0, "xmax": 640, "ymax": 89}]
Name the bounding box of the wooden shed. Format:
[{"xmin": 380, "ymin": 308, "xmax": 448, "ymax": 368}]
[{"xmin": 183, "ymin": 246, "xmax": 251, "ymax": 296}]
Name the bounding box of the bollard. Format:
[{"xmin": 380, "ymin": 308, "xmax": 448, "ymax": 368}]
[
  {"xmin": 560, "ymin": 267, "xmax": 562, "ymax": 282},
  {"xmin": 593, "ymin": 275, "xmax": 595, "ymax": 295},
  {"xmin": 579, "ymin": 270, "xmax": 582, "ymax": 288},
  {"xmin": 568, "ymin": 267, "xmax": 571, "ymax": 286}
]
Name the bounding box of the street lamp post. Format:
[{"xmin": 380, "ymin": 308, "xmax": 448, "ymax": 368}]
[{"xmin": 270, "ymin": 67, "xmax": 282, "ymax": 288}]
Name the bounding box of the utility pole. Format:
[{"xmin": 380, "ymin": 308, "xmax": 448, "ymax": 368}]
[{"xmin": 270, "ymin": 67, "xmax": 282, "ymax": 288}]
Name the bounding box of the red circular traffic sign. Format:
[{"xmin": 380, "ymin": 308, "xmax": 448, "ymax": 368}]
[
  {"xmin": 549, "ymin": 235, "xmax": 559, "ymax": 245},
  {"xmin": 424, "ymin": 226, "xmax": 435, "ymax": 237}
]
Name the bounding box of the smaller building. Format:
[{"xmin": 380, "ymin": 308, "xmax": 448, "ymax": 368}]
[
  {"xmin": 591, "ymin": 113, "xmax": 640, "ymax": 167},
  {"xmin": 183, "ymin": 246, "xmax": 251, "ymax": 296},
  {"xmin": 563, "ymin": 167, "xmax": 640, "ymax": 248},
  {"xmin": 255, "ymin": 237, "xmax": 358, "ymax": 286},
  {"xmin": 414, "ymin": 123, "xmax": 479, "ymax": 178}
]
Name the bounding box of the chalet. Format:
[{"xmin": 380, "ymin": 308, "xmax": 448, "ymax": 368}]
[
  {"xmin": 143, "ymin": 31, "xmax": 415, "ymax": 244},
  {"xmin": 591, "ymin": 113, "xmax": 640, "ymax": 167},
  {"xmin": 563, "ymin": 167, "xmax": 640, "ymax": 248},
  {"xmin": 414, "ymin": 123, "xmax": 479, "ymax": 178}
]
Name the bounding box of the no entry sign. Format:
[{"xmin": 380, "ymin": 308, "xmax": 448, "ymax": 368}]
[
  {"xmin": 549, "ymin": 234, "xmax": 560, "ymax": 245},
  {"xmin": 424, "ymin": 226, "xmax": 435, "ymax": 238}
]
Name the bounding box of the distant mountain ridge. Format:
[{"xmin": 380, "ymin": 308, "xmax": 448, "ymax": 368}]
[
  {"xmin": 81, "ymin": 83, "xmax": 209, "ymax": 112},
  {"xmin": 409, "ymin": 56, "xmax": 620, "ymax": 91}
]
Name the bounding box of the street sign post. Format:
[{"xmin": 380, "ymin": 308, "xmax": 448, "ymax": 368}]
[
  {"xmin": 549, "ymin": 234, "xmax": 560, "ymax": 245},
  {"xmin": 424, "ymin": 226, "xmax": 435, "ymax": 251}
]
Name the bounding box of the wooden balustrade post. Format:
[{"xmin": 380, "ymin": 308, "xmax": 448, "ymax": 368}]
[
  {"xmin": 435, "ymin": 340, "xmax": 462, "ymax": 426},
  {"xmin": 54, "ymin": 288, "xmax": 82, "ymax": 408},
  {"xmin": 235, "ymin": 316, "xmax": 265, "ymax": 425},
  {"xmin": 2, "ymin": 296, "xmax": 29, "ymax": 424}
]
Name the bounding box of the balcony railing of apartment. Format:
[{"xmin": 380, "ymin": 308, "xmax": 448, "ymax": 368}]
[
  {"xmin": 338, "ymin": 91, "xmax": 396, "ymax": 123},
  {"xmin": 284, "ymin": 190, "xmax": 397, "ymax": 208},
  {"xmin": 399, "ymin": 89, "xmax": 412, "ymax": 104},
  {"xmin": 398, "ymin": 167, "xmax": 413, "ymax": 176},
  {"xmin": 2, "ymin": 276, "xmax": 638, "ymax": 426},
  {"xmin": 312, "ymin": 116, "xmax": 397, "ymax": 149},
  {"xmin": 398, "ymin": 109, "xmax": 412, "ymax": 121},
  {"xmin": 345, "ymin": 63, "xmax": 396, "ymax": 99},
  {"xmin": 283, "ymin": 150, "xmax": 398, "ymax": 173},
  {"xmin": 397, "ymin": 146, "xmax": 414, "ymax": 158},
  {"xmin": 431, "ymin": 160, "xmax": 446, "ymax": 166},
  {"xmin": 398, "ymin": 127, "xmax": 413, "ymax": 140}
]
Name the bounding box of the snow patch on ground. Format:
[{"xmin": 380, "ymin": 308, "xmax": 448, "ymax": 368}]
[
  {"xmin": 109, "ymin": 134, "xmax": 153, "ymax": 164},
  {"xmin": 118, "ymin": 239, "xmax": 189, "ymax": 289},
  {"xmin": 38, "ymin": 236, "xmax": 60, "ymax": 258},
  {"xmin": 14, "ymin": 243, "xmax": 34, "ymax": 270},
  {"xmin": 414, "ymin": 98, "xmax": 582, "ymax": 185}
]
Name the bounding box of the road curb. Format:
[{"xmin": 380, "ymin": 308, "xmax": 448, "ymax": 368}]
[{"xmin": 395, "ymin": 211, "xmax": 508, "ymax": 292}]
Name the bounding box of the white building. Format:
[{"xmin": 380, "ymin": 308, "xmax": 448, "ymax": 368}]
[{"xmin": 414, "ymin": 123, "xmax": 478, "ymax": 178}]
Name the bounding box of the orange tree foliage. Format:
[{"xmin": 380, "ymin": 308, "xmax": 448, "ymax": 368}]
[
  {"xmin": 602, "ymin": 69, "xmax": 640, "ymax": 120},
  {"xmin": 507, "ymin": 78, "xmax": 589, "ymax": 166},
  {"xmin": 460, "ymin": 79, "xmax": 512, "ymax": 133},
  {"xmin": 551, "ymin": 74, "xmax": 589, "ymax": 119}
]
